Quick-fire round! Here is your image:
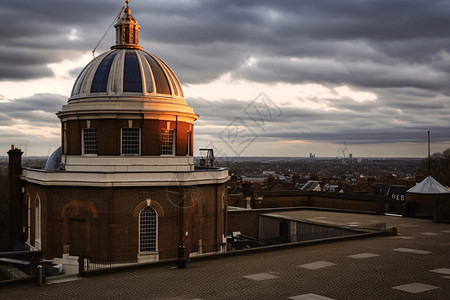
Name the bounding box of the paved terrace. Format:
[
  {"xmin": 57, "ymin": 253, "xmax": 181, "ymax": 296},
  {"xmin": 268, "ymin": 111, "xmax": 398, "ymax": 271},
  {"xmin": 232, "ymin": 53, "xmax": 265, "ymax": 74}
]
[{"xmin": 2, "ymin": 211, "xmax": 450, "ymax": 299}]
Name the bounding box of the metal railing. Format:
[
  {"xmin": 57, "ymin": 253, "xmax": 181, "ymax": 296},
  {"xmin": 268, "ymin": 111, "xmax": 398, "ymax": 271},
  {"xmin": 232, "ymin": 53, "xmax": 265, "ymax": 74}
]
[{"xmin": 80, "ymin": 252, "xmax": 160, "ymax": 273}]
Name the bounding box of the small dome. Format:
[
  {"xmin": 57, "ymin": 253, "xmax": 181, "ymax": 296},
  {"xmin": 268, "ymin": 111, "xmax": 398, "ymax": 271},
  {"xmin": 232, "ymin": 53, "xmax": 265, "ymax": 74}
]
[
  {"xmin": 45, "ymin": 147, "xmax": 61, "ymax": 170},
  {"xmin": 69, "ymin": 49, "xmax": 184, "ymax": 101}
]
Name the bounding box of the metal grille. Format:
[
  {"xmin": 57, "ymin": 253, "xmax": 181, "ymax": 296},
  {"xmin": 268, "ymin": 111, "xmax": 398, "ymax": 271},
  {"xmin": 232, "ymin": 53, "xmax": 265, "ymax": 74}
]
[
  {"xmin": 83, "ymin": 129, "xmax": 97, "ymax": 154},
  {"xmin": 160, "ymin": 129, "xmax": 174, "ymax": 155},
  {"xmin": 139, "ymin": 207, "xmax": 157, "ymax": 252},
  {"xmin": 122, "ymin": 128, "xmax": 140, "ymax": 155}
]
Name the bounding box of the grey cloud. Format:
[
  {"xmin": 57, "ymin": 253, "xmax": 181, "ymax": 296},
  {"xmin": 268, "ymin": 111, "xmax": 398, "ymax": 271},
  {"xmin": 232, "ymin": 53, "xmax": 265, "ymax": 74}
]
[
  {"xmin": 0, "ymin": 94, "xmax": 64, "ymax": 127},
  {"xmin": 1, "ymin": 0, "xmax": 450, "ymax": 155},
  {"xmin": 188, "ymin": 97, "xmax": 450, "ymax": 146},
  {"xmin": 3, "ymin": 0, "xmax": 450, "ymax": 88},
  {"xmin": 1, "ymin": 94, "xmax": 66, "ymax": 113},
  {"xmin": 234, "ymin": 56, "xmax": 448, "ymax": 91}
]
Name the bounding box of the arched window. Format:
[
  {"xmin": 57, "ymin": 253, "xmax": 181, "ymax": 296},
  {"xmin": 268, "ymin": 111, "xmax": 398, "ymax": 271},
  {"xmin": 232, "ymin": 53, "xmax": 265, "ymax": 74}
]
[
  {"xmin": 35, "ymin": 195, "xmax": 41, "ymax": 250},
  {"xmin": 26, "ymin": 195, "xmax": 31, "ymax": 243},
  {"xmin": 139, "ymin": 207, "xmax": 157, "ymax": 252}
]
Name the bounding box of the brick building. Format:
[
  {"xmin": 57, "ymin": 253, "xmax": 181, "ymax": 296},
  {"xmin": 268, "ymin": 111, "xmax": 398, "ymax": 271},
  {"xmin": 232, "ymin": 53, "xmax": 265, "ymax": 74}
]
[{"xmin": 19, "ymin": 1, "xmax": 229, "ymax": 261}]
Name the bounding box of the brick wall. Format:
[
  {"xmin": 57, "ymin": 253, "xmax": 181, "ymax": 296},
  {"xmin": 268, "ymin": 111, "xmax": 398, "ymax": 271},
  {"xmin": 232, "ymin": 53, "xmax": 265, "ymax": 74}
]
[
  {"xmin": 261, "ymin": 190, "xmax": 382, "ymax": 213},
  {"xmin": 24, "ymin": 182, "xmax": 226, "ymax": 260},
  {"xmin": 63, "ymin": 119, "xmax": 192, "ymax": 156}
]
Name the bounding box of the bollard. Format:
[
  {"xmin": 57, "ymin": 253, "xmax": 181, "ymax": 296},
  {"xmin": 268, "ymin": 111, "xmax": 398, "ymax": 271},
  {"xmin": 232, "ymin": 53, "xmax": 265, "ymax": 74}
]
[
  {"xmin": 36, "ymin": 265, "xmax": 44, "ymax": 286},
  {"xmin": 78, "ymin": 255, "xmax": 85, "ymax": 275},
  {"xmin": 177, "ymin": 245, "xmax": 186, "ymax": 269}
]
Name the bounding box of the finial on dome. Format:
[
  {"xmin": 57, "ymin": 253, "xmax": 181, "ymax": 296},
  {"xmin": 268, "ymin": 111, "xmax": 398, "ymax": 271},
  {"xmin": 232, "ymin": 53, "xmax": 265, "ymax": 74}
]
[{"xmin": 125, "ymin": 0, "xmax": 131, "ymax": 14}]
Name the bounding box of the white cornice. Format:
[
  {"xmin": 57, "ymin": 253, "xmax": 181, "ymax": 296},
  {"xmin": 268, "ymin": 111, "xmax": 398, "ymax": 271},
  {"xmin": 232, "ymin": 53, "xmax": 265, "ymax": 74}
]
[
  {"xmin": 22, "ymin": 168, "xmax": 229, "ymax": 187},
  {"xmin": 57, "ymin": 99, "xmax": 199, "ymax": 123},
  {"xmin": 62, "ymin": 155, "xmax": 195, "ymax": 172}
]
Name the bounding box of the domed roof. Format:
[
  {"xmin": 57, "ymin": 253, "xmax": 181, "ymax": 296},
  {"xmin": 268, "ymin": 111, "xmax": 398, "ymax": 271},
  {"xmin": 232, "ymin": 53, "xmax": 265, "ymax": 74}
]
[
  {"xmin": 69, "ymin": 0, "xmax": 184, "ymax": 103},
  {"xmin": 69, "ymin": 49, "xmax": 184, "ymax": 101},
  {"xmin": 45, "ymin": 147, "xmax": 61, "ymax": 170}
]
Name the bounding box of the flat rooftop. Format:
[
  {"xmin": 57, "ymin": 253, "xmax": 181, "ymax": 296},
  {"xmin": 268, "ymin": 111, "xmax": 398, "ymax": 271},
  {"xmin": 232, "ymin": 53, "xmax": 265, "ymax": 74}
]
[
  {"xmin": 262, "ymin": 209, "xmax": 389, "ymax": 230},
  {"xmin": 3, "ymin": 211, "xmax": 450, "ymax": 299}
]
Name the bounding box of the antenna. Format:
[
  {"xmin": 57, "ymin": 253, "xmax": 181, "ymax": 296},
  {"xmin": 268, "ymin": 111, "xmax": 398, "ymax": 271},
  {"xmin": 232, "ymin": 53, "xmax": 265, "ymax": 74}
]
[
  {"xmin": 92, "ymin": 6, "xmax": 125, "ymax": 58},
  {"xmin": 428, "ymin": 131, "xmax": 431, "ymax": 176}
]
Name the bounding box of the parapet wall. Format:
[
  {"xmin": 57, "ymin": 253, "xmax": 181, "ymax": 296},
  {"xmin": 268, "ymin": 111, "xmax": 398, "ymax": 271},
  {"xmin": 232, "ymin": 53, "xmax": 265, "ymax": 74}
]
[
  {"xmin": 260, "ymin": 190, "xmax": 383, "ymax": 213},
  {"xmin": 228, "ymin": 191, "xmax": 384, "ymax": 238}
]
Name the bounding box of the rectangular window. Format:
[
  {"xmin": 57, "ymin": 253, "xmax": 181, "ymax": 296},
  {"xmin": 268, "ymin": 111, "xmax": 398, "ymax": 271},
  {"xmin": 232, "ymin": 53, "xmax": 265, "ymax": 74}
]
[
  {"xmin": 160, "ymin": 129, "xmax": 175, "ymax": 155},
  {"xmin": 122, "ymin": 128, "xmax": 140, "ymax": 155},
  {"xmin": 83, "ymin": 129, "xmax": 97, "ymax": 155},
  {"xmin": 187, "ymin": 131, "xmax": 192, "ymax": 156}
]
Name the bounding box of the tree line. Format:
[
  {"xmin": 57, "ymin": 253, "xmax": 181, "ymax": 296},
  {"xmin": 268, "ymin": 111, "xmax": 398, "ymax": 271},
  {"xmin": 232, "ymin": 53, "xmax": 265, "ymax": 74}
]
[{"xmin": 421, "ymin": 148, "xmax": 450, "ymax": 187}]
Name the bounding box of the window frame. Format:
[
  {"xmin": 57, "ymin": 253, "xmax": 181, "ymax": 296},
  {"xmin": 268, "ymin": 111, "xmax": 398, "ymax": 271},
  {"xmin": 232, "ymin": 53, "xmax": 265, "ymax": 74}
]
[
  {"xmin": 139, "ymin": 206, "xmax": 158, "ymax": 253},
  {"xmin": 35, "ymin": 195, "xmax": 41, "ymax": 250},
  {"xmin": 82, "ymin": 128, "xmax": 98, "ymax": 156},
  {"xmin": 187, "ymin": 130, "xmax": 192, "ymax": 156},
  {"xmin": 160, "ymin": 128, "xmax": 176, "ymax": 156},
  {"xmin": 121, "ymin": 127, "xmax": 141, "ymax": 155},
  {"xmin": 26, "ymin": 195, "xmax": 31, "ymax": 243}
]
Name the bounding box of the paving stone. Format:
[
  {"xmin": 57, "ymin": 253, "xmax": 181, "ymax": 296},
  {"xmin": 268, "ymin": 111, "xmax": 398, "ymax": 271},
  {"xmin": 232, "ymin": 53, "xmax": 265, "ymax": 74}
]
[
  {"xmin": 347, "ymin": 253, "xmax": 380, "ymax": 259},
  {"xmin": 298, "ymin": 261, "xmax": 335, "ymax": 270},
  {"xmin": 430, "ymin": 268, "xmax": 450, "ymax": 275},
  {"xmin": 243, "ymin": 272, "xmax": 278, "ymax": 281},
  {"xmin": 393, "ymin": 248, "xmax": 431, "ymax": 254},
  {"xmin": 392, "ymin": 282, "xmax": 439, "ymax": 293},
  {"xmin": 288, "ymin": 293, "xmax": 335, "ymax": 300}
]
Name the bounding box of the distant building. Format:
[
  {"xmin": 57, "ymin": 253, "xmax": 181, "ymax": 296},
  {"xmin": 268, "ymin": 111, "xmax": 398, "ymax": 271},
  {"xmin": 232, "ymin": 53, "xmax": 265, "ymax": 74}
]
[
  {"xmin": 298, "ymin": 180, "xmax": 321, "ymax": 192},
  {"xmin": 14, "ymin": 2, "xmax": 229, "ymax": 261},
  {"xmin": 405, "ymin": 176, "xmax": 450, "ymax": 222}
]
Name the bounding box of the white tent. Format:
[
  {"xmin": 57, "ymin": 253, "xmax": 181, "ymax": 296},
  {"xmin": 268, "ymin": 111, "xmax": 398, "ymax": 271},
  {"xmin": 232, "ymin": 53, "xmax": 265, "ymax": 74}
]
[{"xmin": 407, "ymin": 176, "xmax": 450, "ymax": 194}]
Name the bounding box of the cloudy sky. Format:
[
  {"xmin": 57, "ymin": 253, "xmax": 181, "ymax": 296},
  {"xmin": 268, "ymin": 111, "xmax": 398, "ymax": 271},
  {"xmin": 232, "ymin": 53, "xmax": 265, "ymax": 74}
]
[{"xmin": 1, "ymin": 0, "xmax": 449, "ymax": 157}]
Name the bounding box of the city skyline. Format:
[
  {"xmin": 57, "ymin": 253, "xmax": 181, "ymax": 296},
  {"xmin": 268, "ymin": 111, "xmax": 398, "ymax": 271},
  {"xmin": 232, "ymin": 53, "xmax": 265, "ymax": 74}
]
[{"xmin": 1, "ymin": 0, "xmax": 449, "ymax": 157}]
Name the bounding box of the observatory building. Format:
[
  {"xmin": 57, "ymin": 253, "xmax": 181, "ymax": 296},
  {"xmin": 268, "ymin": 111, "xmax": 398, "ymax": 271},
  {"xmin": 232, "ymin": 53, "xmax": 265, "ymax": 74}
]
[{"xmin": 19, "ymin": 1, "xmax": 229, "ymax": 261}]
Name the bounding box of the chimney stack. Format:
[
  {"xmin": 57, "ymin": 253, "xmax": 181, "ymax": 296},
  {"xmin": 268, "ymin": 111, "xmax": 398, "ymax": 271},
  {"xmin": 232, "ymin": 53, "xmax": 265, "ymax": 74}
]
[{"xmin": 8, "ymin": 145, "xmax": 24, "ymax": 249}]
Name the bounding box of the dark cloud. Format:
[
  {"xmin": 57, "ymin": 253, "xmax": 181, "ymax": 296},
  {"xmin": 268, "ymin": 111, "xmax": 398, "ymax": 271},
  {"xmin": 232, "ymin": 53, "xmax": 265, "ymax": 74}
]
[
  {"xmin": 1, "ymin": 0, "xmax": 450, "ymax": 155},
  {"xmin": 188, "ymin": 96, "xmax": 450, "ymax": 146},
  {"xmin": 0, "ymin": 94, "xmax": 64, "ymax": 126},
  {"xmin": 3, "ymin": 0, "xmax": 450, "ymax": 86}
]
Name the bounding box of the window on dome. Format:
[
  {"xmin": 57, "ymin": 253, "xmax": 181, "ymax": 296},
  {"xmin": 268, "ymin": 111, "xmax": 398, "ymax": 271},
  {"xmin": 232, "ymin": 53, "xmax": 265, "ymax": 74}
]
[
  {"xmin": 72, "ymin": 59, "xmax": 95, "ymax": 96},
  {"xmin": 91, "ymin": 51, "xmax": 118, "ymax": 93},
  {"xmin": 139, "ymin": 206, "xmax": 157, "ymax": 253},
  {"xmin": 140, "ymin": 52, "xmax": 154, "ymax": 93},
  {"xmin": 143, "ymin": 53, "xmax": 171, "ymax": 95},
  {"xmin": 160, "ymin": 129, "xmax": 175, "ymax": 155},
  {"xmin": 159, "ymin": 60, "xmax": 180, "ymax": 96},
  {"xmin": 122, "ymin": 128, "xmax": 140, "ymax": 155},
  {"xmin": 82, "ymin": 129, "xmax": 97, "ymax": 155},
  {"xmin": 123, "ymin": 50, "xmax": 142, "ymax": 92}
]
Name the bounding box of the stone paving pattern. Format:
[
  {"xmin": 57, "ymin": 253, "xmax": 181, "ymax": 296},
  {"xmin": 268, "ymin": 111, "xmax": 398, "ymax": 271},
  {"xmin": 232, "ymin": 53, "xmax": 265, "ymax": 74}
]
[{"xmin": 1, "ymin": 211, "xmax": 450, "ymax": 299}]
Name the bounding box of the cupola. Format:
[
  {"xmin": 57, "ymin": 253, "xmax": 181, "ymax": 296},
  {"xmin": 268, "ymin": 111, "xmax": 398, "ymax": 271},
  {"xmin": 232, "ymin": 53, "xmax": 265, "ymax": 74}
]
[{"xmin": 56, "ymin": 0, "xmax": 198, "ymax": 170}]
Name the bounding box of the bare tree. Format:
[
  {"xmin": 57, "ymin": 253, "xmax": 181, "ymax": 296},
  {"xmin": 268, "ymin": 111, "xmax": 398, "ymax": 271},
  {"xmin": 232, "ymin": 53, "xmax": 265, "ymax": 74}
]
[{"xmin": 421, "ymin": 148, "xmax": 450, "ymax": 186}]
